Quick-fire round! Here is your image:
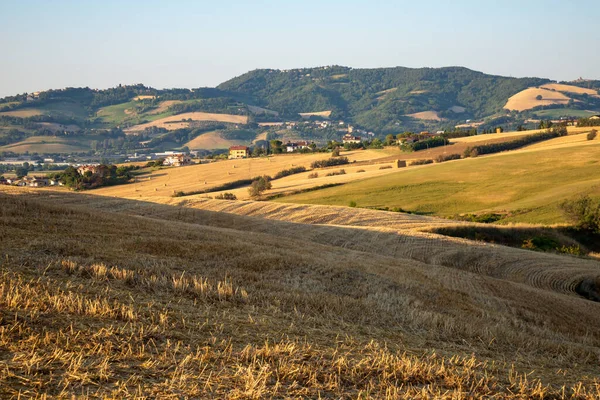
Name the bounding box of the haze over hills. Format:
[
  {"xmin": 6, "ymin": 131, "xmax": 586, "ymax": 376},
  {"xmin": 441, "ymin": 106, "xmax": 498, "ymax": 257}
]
[{"xmin": 1, "ymin": 65, "xmax": 600, "ymax": 155}]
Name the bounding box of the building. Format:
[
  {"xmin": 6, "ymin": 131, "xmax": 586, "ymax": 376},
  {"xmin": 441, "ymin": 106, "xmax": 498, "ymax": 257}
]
[
  {"xmin": 590, "ymin": 115, "xmax": 600, "ymax": 120},
  {"xmin": 163, "ymin": 153, "xmax": 193, "ymax": 167},
  {"xmin": 285, "ymin": 141, "xmax": 312, "ymax": 152},
  {"xmin": 229, "ymin": 146, "xmax": 249, "ymax": 159},
  {"xmin": 29, "ymin": 177, "xmax": 49, "ymax": 187},
  {"xmin": 342, "ymin": 134, "xmax": 362, "ymax": 144}
]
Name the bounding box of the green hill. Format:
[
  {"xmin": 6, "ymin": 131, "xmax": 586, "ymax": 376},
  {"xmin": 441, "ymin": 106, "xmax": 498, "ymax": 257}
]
[{"xmin": 1, "ymin": 66, "xmax": 599, "ymax": 154}]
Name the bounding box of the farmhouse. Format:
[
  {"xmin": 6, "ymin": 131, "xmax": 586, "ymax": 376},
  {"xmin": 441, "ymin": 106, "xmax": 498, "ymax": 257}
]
[
  {"xmin": 342, "ymin": 134, "xmax": 362, "ymax": 144},
  {"xmin": 590, "ymin": 115, "xmax": 600, "ymax": 120},
  {"xmin": 285, "ymin": 141, "xmax": 312, "ymax": 152},
  {"xmin": 229, "ymin": 146, "xmax": 249, "ymax": 159},
  {"xmin": 163, "ymin": 153, "xmax": 192, "ymax": 167}
]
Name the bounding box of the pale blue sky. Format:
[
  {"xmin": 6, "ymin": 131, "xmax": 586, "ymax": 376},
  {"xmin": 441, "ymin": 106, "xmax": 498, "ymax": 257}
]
[{"xmin": 1, "ymin": 0, "xmax": 598, "ymax": 97}]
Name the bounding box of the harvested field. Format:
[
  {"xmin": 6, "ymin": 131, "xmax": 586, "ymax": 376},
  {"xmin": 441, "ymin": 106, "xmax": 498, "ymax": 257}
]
[
  {"xmin": 0, "ymin": 108, "xmax": 44, "ymax": 117},
  {"xmin": 406, "ymin": 110, "xmax": 443, "ymax": 121},
  {"xmin": 299, "ymin": 110, "xmax": 332, "ymax": 118},
  {"xmin": 184, "ymin": 130, "xmax": 254, "ymax": 150},
  {"xmin": 2, "ymin": 186, "xmax": 600, "ymax": 397},
  {"xmin": 0, "ymin": 136, "xmax": 87, "ymax": 153},
  {"xmin": 541, "ymin": 83, "xmax": 600, "ymax": 97},
  {"xmin": 133, "ymin": 95, "xmax": 157, "ymax": 100},
  {"xmin": 125, "ymin": 112, "xmax": 248, "ymax": 132},
  {"xmin": 504, "ymin": 87, "xmax": 573, "ymax": 111}
]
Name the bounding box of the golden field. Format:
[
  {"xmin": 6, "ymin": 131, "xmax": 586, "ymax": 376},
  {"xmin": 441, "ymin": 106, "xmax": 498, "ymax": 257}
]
[
  {"xmin": 1, "ymin": 186, "xmax": 600, "ymax": 398},
  {"xmin": 504, "ymin": 87, "xmax": 572, "ymax": 111},
  {"xmin": 124, "ymin": 112, "xmax": 249, "ymax": 132}
]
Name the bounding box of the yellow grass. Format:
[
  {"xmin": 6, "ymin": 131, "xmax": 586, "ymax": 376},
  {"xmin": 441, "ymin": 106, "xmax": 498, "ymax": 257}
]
[
  {"xmin": 133, "ymin": 95, "xmax": 157, "ymax": 100},
  {"xmin": 299, "ymin": 110, "xmax": 332, "ymax": 118},
  {"xmin": 504, "ymin": 87, "xmax": 573, "ymax": 111},
  {"xmin": 2, "ymin": 187, "xmax": 600, "ymax": 397},
  {"xmin": 90, "ymin": 150, "xmax": 395, "ymax": 199},
  {"xmin": 0, "ymin": 136, "xmax": 87, "ymax": 153},
  {"xmin": 0, "ymin": 108, "xmax": 44, "ymax": 117},
  {"xmin": 450, "ymin": 126, "xmax": 591, "ymax": 144},
  {"xmin": 184, "ymin": 130, "xmax": 251, "ymax": 150},
  {"xmin": 541, "ymin": 83, "xmax": 600, "ymax": 97},
  {"xmin": 406, "ymin": 111, "xmax": 443, "ymax": 121},
  {"xmin": 125, "ymin": 112, "xmax": 249, "ymax": 132}
]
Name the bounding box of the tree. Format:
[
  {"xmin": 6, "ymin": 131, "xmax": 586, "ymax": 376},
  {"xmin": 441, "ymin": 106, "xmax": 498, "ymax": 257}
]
[
  {"xmin": 331, "ymin": 147, "xmax": 340, "ymax": 157},
  {"xmin": 15, "ymin": 166, "xmax": 28, "ymax": 178},
  {"xmin": 269, "ymin": 140, "xmax": 283, "ymax": 154},
  {"xmin": 248, "ymin": 175, "xmax": 272, "ymax": 197},
  {"xmin": 536, "ymin": 95, "xmax": 543, "ymax": 100},
  {"xmin": 559, "ymin": 195, "xmax": 600, "ymax": 232},
  {"xmin": 385, "ymin": 134, "xmax": 395, "ymax": 145}
]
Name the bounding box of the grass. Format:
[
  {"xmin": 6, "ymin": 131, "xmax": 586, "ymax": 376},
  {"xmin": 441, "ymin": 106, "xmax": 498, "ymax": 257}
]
[
  {"xmin": 0, "ymin": 135, "xmax": 89, "ymax": 153},
  {"xmin": 277, "ymin": 140, "xmax": 600, "ymax": 224},
  {"xmin": 533, "ymin": 109, "xmax": 600, "ymax": 119},
  {"xmin": 2, "ymin": 187, "xmax": 600, "ymax": 397}
]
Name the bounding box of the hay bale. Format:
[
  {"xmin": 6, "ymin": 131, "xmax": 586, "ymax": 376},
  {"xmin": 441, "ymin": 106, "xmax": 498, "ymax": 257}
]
[{"xmin": 396, "ymin": 160, "xmax": 407, "ymax": 168}]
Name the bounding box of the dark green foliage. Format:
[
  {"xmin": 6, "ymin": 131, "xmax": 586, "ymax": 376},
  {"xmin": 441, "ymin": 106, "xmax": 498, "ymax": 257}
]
[
  {"xmin": 559, "ymin": 195, "xmax": 600, "ymax": 232},
  {"xmin": 435, "ymin": 153, "xmax": 462, "ymax": 163},
  {"xmin": 325, "ymin": 169, "xmax": 346, "ymax": 176},
  {"xmin": 410, "ymin": 159, "xmax": 433, "ymax": 165},
  {"xmin": 248, "ymin": 175, "xmax": 272, "ymax": 197},
  {"xmin": 218, "ymin": 66, "xmax": 549, "ymax": 132},
  {"xmin": 577, "ymin": 118, "xmax": 600, "ymax": 127},
  {"xmin": 52, "ymin": 164, "xmax": 137, "ymax": 190},
  {"xmin": 273, "ymin": 166, "xmax": 307, "ymax": 179},
  {"xmin": 463, "ymin": 127, "xmax": 567, "ymax": 157},
  {"xmin": 311, "ymin": 157, "xmax": 349, "ymax": 168},
  {"xmin": 455, "ymin": 213, "xmax": 504, "ymax": 223},
  {"xmin": 220, "ymin": 130, "xmax": 256, "ymax": 141},
  {"xmin": 404, "ymin": 136, "xmax": 448, "ymax": 151},
  {"xmin": 214, "ymin": 192, "xmax": 237, "ymax": 200},
  {"xmin": 167, "ymin": 98, "xmax": 246, "ymax": 115}
]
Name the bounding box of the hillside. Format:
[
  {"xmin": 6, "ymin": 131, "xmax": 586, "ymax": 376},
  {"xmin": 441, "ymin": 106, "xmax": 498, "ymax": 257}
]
[
  {"xmin": 2, "ymin": 186, "xmax": 600, "ymax": 397},
  {"xmin": 1, "ymin": 67, "xmax": 599, "ymax": 155},
  {"xmin": 277, "ymin": 130, "xmax": 600, "ymax": 225}
]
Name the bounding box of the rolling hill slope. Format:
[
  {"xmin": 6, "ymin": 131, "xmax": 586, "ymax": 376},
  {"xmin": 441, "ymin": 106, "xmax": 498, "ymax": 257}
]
[{"xmin": 2, "ymin": 186, "xmax": 600, "ymax": 397}]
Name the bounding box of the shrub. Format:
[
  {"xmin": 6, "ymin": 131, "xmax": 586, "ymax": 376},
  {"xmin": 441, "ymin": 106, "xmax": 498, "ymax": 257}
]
[
  {"xmin": 559, "ymin": 195, "xmax": 600, "ymax": 232},
  {"xmin": 307, "ymin": 172, "xmax": 319, "ymax": 179},
  {"xmin": 464, "ymin": 128, "xmax": 567, "ymax": 158},
  {"xmin": 248, "ymin": 175, "xmax": 272, "ymax": 197},
  {"xmin": 273, "ymin": 166, "xmax": 306, "ymax": 179},
  {"xmin": 435, "ymin": 153, "xmax": 462, "ymax": 163},
  {"xmin": 411, "ymin": 159, "xmax": 433, "ymax": 166},
  {"xmin": 215, "ymin": 192, "xmax": 237, "ymax": 200},
  {"xmin": 325, "ymin": 169, "xmax": 346, "ymax": 176},
  {"xmin": 311, "ymin": 157, "xmax": 349, "ymax": 169},
  {"xmin": 587, "ymin": 130, "xmax": 598, "ymax": 141},
  {"xmin": 356, "ymin": 169, "xmax": 365, "ymax": 173},
  {"xmin": 403, "ymin": 136, "xmax": 448, "ymax": 152},
  {"xmin": 379, "ymin": 165, "xmax": 392, "ymax": 170},
  {"xmin": 349, "ymin": 201, "xmax": 357, "ymax": 207},
  {"xmin": 331, "ymin": 147, "xmax": 341, "ymax": 157}
]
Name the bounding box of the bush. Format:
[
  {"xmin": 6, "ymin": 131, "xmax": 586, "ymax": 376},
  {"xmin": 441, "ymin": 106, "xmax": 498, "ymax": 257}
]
[
  {"xmin": 559, "ymin": 195, "xmax": 600, "ymax": 232},
  {"xmin": 248, "ymin": 175, "xmax": 272, "ymax": 197},
  {"xmin": 215, "ymin": 192, "xmax": 237, "ymax": 200},
  {"xmin": 273, "ymin": 166, "xmax": 306, "ymax": 179},
  {"xmin": 403, "ymin": 136, "xmax": 448, "ymax": 152},
  {"xmin": 331, "ymin": 147, "xmax": 341, "ymax": 157},
  {"xmin": 349, "ymin": 201, "xmax": 357, "ymax": 207},
  {"xmin": 379, "ymin": 165, "xmax": 392, "ymax": 170},
  {"xmin": 311, "ymin": 157, "xmax": 349, "ymax": 169},
  {"xmin": 307, "ymin": 172, "xmax": 319, "ymax": 179},
  {"xmin": 325, "ymin": 169, "xmax": 346, "ymax": 176},
  {"xmin": 587, "ymin": 130, "xmax": 597, "ymax": 141},
  {"xmin": 356, "ymin": 169, "xmax": 365, "ymax": 173},
  {"xmin": 435, "ymin": 153, "xmax": 461, "ymax": 163},
  {"xmin": 410, "ymin": 159, "xmax": 433, "ymax": 165},
  {"xmin": 464, "ymin": 127, "xmax": 567, "ymax": 158}
]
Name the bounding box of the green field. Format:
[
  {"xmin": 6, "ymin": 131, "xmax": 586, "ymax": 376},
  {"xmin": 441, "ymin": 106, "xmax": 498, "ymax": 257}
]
[
  {"xmin": 277, "ymin": 143, "xmax": 600, "ymax": 224},
  {"xmin": 532, "ymin": 108, "xmax": 599, "ymax": 119}
]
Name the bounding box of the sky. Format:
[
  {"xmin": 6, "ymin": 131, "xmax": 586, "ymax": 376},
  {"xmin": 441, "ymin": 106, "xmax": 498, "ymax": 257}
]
[{"xmin": 1, "ymin": 0, "xmax": 599, "ymax": 97}]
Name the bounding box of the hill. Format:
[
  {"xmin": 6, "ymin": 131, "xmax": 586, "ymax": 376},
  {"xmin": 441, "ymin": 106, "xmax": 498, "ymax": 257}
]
[
  {"xmin": 276, "ymin": 130, "xmax": 600, "ymax": 225},
  {"xmin": 2, "ymin": 186, "xmax": 600, "ymax": 397},
  {"xmin": 1, "ymin": 67, "xmax": 600, "ymax": 155}
]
